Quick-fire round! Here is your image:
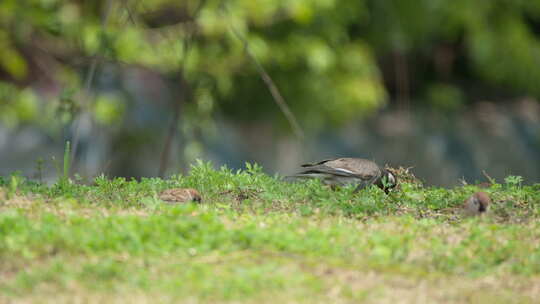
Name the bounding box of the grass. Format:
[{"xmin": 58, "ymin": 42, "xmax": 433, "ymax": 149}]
[{"xmin": 1, "ymin": 161, "xmax": 540, "ymax": 303}]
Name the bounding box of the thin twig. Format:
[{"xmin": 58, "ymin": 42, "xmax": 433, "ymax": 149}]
[
  {"xmin": 122, "ymin": 0, "xmax": 139, "ymax": 24},
  {"xmin": 220, "ymin": 5, "xmax": 305, "ymax": 140},
  {"xmin": 482, "ymin": 170, "xmax": 496, "ymax": 184},
  {"xmin": 70, "ymin": 0, "xmax": 114, "ymax": 175}
]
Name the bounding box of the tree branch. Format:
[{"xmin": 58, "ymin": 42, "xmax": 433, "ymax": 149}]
[{"xmin": 221, "ymin": 5, "xmax": 305, "ymax": 141}]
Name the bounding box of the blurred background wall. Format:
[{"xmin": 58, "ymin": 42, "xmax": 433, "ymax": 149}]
[{"xmin": 0, "ymin": 0, "xmax": 539, "ymax": 186}]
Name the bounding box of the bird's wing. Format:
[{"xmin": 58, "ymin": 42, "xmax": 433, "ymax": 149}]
[
  {"xmin": 300, "ymin": 158, "xmax": 338, "ymax": 167},
  {"xmin": 325, "ymin": 158, "xmax": 381, "ymax": 180},
  {"xmin": 298, "ymin": 158, "xmax": 382, "ymax": 181},
  {"xmin": 295, "ymin": 164, "xmax": 358, "ymax": 177}
]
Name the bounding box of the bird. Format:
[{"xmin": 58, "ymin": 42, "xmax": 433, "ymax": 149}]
[
  {"xmin": 159, "ymin": 188, "xmax": 202, "ymax": 203},
  {"xmin": 287, "ymin": 158, "xmax": 397, "ymax": 194},
  {"xmin": 462, "ymin": 191, "xmax": 491, "ymax": 216}
]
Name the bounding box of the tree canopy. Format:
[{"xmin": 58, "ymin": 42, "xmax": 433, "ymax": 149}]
[{"xmin": 1, "ymin": 0, "xmax": 540, "ymax": 134}]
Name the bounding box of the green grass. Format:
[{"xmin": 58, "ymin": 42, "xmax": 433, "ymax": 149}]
[{"xmin": 1, "ymin": 161, "xmax": 540, "ymax": 303}]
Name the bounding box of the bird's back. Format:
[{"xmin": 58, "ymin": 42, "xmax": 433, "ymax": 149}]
[{"xmin": 302, "ymin": 158, "xmax": 381, "ymax": 179}]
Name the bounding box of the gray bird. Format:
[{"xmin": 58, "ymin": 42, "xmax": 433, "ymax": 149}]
[
  {"xmin": 287, "ymin": 158, "xmax": 397, "ymax": 193},
  {"xmin": 462, "ymin": 191, "xmax": 491, "ymax": 216}
]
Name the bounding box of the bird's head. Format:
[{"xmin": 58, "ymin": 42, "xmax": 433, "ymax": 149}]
[
  {"xmin": 474, "ymin": 192, "xmax": 490, "ymax": 213},
  {"xmin": 464, "ymin": 191, "xmax": 491, "ymax": 215}
]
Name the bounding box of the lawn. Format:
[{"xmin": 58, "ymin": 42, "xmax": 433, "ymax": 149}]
[{"xmin": 1, "ymin": 162, "xmax": 540, "ymax": 303}]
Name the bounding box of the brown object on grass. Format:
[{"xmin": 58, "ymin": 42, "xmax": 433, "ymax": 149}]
[
  {"xmin": 159, "ymin": 188, "xmax": 202, "ymax": 203},
  {"xmin": 463, "ymin": 192, "xmax": 491, "ymax": 216}
]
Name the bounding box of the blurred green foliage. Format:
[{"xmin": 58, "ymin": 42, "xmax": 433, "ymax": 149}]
[{"xmin": 0, "ymin": 0, "xmax": 540, "ymax": 133}]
